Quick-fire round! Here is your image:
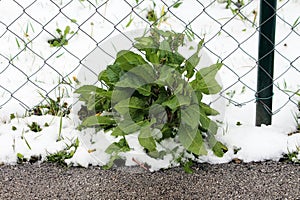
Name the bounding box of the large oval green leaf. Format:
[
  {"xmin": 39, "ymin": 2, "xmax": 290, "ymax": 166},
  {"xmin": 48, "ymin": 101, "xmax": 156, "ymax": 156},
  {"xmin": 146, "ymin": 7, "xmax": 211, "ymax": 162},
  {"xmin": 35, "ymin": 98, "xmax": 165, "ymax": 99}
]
[{"xmin": 178, "ymin": 125, "xmax": 207, "ymax": 156}]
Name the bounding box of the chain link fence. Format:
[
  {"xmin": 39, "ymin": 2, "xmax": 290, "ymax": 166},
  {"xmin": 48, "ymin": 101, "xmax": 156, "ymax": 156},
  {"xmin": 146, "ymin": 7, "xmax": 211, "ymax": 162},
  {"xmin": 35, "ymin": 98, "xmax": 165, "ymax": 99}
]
[{"xmin": 0, "ymin": 0, "xmax": 299, "ymax": 125}]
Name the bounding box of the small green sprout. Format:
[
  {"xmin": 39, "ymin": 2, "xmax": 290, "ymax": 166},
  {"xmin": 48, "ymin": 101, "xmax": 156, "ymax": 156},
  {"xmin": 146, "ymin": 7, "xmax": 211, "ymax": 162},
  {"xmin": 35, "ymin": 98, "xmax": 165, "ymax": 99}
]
[{"xmin": 48, "ymin": 26, "xmax": 74, "ymax": 47}]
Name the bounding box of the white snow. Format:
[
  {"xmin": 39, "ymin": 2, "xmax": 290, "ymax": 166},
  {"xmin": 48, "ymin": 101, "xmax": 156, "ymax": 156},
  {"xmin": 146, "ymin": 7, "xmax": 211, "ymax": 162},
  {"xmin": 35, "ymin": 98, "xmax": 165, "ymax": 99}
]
[{"xmin": 0, "ymin": 0, "xmax": 300, "ymax": 171}]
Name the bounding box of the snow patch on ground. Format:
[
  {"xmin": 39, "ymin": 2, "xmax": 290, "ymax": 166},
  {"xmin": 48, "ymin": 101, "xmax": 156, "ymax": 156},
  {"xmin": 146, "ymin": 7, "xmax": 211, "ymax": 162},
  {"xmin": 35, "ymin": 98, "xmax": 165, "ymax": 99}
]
[{"xmin": 0, "ymin": 0, "xmax": 300, "ymax": 170}]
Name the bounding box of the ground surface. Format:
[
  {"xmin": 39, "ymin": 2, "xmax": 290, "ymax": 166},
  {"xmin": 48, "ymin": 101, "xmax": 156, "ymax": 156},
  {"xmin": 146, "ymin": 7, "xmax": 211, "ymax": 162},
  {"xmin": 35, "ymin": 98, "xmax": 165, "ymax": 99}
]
[{"xmin": 0, "ymin": 161, "xmax": 299, "ymax": 199}]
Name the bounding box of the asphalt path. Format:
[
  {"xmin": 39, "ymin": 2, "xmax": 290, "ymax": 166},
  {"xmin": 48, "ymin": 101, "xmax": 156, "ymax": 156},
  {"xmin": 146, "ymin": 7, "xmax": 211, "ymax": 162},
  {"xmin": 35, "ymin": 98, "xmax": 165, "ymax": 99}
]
[{"xmin": 0, "ymin": 161, "xmax": 299, "ymax": 199}]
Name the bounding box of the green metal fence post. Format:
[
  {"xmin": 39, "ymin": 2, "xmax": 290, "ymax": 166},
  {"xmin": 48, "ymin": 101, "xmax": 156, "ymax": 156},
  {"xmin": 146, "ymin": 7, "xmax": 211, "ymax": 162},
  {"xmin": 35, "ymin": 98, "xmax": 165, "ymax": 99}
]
[{"xmin": 256, "ymin": 0, "xmax": 277, "ymax": 126}]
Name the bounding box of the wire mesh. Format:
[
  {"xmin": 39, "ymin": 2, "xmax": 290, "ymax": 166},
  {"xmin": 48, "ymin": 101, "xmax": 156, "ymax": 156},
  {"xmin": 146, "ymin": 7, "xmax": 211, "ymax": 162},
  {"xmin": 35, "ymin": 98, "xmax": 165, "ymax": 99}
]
[{"xmin": 0, "ymin": 0, "xmax": 299, "ymax": 123}]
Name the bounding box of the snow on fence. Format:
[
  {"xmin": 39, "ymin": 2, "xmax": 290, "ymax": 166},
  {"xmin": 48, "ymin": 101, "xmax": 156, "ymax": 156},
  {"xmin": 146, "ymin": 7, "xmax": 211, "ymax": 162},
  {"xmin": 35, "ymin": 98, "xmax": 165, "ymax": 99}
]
[{"xmin": 0, "ymin": 0, "xmax": 299, "ymax": 126}]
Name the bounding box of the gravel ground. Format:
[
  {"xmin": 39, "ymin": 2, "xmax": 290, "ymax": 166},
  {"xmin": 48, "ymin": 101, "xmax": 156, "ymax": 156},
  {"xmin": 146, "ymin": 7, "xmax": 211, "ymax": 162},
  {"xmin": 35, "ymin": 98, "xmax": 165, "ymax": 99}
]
[{"xmin": 0, "ymin": 161, "xmax": 299, "ymax": 199}]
